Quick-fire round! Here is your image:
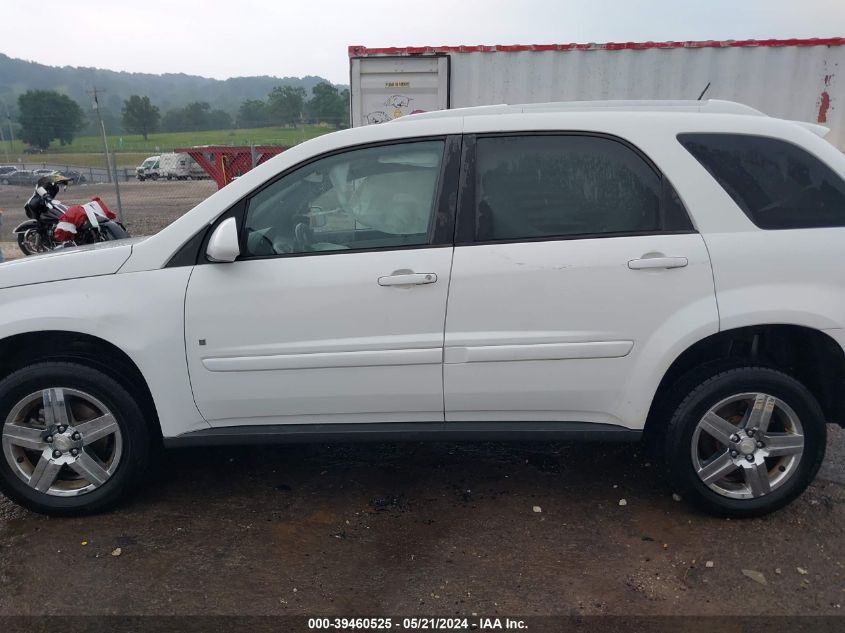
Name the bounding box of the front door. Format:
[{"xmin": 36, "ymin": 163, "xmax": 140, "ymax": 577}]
[{"xmin": 184, "ymin": 137, "xmax": 458, "ymax": 427}]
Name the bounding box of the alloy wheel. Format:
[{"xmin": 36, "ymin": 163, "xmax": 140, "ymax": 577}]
[
  {"xmin": 691, "ymin": 392, "xmax": 804, "ymax": 499},
  {"xmin": 1, "ymin": 388, "xmax": 123, "ymax": 496}
]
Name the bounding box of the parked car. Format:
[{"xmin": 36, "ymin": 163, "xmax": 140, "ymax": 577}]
[
  {"xmin": 0, "ymin": 166, "xmax": 17, "ymax": 177},
  {"xmin": 0, "ymin": 100, "xmax": 843, "ymax": 518},
  {"xmin": 136, "ymin": 156, "xmax": 160, "ymax": 181},
  {"xmin": 0, "ymin": 169, "xmax": 38, "ymax": 186},
  {"xmin": 56, "ymin": 170, "xmax": 87, "ymax": 185},
  {"xmin": 22, "ymin": 148, "xmax": 44, "ymax": 155}
]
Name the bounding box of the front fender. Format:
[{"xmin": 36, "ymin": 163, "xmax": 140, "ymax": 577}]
[
  {"xmin": 12, "ymin": 220, "xmax": 37, "ymax": 234},
  {"xmin": 0, "ymin": 269, "xmax": 208, "ymax": 437}
]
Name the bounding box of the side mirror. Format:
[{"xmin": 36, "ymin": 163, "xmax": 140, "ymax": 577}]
[{"xmin": 206, "ymin": 217, "xmax": 240, "ymax": 263}]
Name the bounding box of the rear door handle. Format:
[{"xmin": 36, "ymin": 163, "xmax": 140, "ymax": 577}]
[
  {"xmin": 628, "ymin": 256, "xmax": 688, "ymax": 270},
  {"xmin": 378, "ymin": 272, "xmax": 438, "ymax": 286}
]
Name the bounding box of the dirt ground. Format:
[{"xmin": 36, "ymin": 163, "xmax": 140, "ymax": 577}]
[
  {"xmin": 0, "ymin": 180, "xmax": 844, "ymax": 622},
  {"xmin": 0, "ymin": 428, "xmax": 843, "ymax": 618},
  {"xmin": 0, "ymin": 180, "xmax": 216, "ymax": 260}
]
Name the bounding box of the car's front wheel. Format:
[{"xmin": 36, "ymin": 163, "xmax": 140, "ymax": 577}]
[
  {"xmin": 0, "ymin": 362, "xmax": 151, "ymax": 516},
  {"xmin": 664, "ymin": 366, "xmax": 826, "ymax": 518}
]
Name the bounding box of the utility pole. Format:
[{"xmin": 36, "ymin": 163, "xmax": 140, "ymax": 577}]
[
  {"xmin": 0, "ymin": 110, "xmax": 6, "ymax": 162},
  {"xmin": 3, "ymin": 102, "xmax": 14, "ymax": 158},
  {"xmin": 88, "ymin": 87, "xmax": 124, "ymax": 221},
  {"xmin": 88, "ymin": 87, "xmax": 112, "ymax": 183}
]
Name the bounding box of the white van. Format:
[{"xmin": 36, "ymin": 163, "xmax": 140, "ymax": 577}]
[
  {"xmin": 136, "ymin": 156, "xmax": 160, "ymax": 181},
  {"xmin": 160, "ymin": 153, "xmax": 205, "ymax": 180}
]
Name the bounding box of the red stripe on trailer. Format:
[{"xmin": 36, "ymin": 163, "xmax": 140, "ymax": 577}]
[
  {"xmin": 349, "ymin": 38, "xmax": 845, "ymax": 57},
  {"xmin": 176, "ymin": 146, "xmax": 288, "ymax": 189}
]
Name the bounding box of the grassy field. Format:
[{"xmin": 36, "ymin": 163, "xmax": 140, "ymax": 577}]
[
  {"xmin": 1, "ymin": 125, "xmax": 334, "ymax": 169},
  {"xmin": 9, "ymin": 152, "xmax": 150, "ymax": 169},
  {"xmin": 2, "ymin": 125, "xmax": 331, "ymax": 155}
]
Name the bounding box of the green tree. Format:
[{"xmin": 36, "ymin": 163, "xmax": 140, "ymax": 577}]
[
  {"xmin": 307, "ymin": 82, "xmax": 348, "ymax": 128},
  {"xmin": 162, "ymin": 102, "xmax": 209, "ymax": 132},
  {"xmin": 161, "ymin": 108, "xmax": 185, "ymax": 132},
  {"xmin": 182, "ymin": 102, "xmax": 211, "ymax": 131},
  {"xmin": 267, "ymin": 86, "xmax": 305, "ymax": 126},
  {"xmin": 17, "ymin": 90, "xmax": 84, "ymax": 149},
  {"xmin": 121, "ymin": 95, "xmax": 160, "ymax": 140},
  {"xmin": 237, "ymin": 99, "xmax": 269, "ymax": 128},
  {"xmin": 161, "ymin": 102, "xmax": 234, "ymax": 132},
  {"xmin": 339, "ymin": 88, "xmax": 350, "ymax": 128},
  {"xmin": 82, "ymin": 108, "xmax": 122, "ymax": 136},
  {"xmin": 207, "ymin": 108, "xmax": 233, "ymax": 130}
]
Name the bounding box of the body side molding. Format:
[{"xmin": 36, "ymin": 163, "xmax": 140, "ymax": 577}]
[{"xmin": 164, "ymin": 421, "xmax": 642, "ymax": 447}]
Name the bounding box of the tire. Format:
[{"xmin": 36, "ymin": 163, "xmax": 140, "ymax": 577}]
[
  {"xmin": 1, "ymin": 179, "xmax": 8, "ymax": 185},
  {"xmin": 663, "ymin": 365, "xmax": 826, "ymax": 518},
  {"xmin": 0, "ymin": 362, "xmax": 151, "ymax": 516},
  {"xmin": 17, "ymin": 231, "xmax": 41, "ymax": 256},
  {"xmin": 101, "ymin": 221, "xmax": 129, "ymax": 240}
]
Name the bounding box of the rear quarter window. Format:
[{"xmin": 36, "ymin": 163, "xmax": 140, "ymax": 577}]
[{"xmin": 679, "ymin": 133, "xmax": 845, "ymax": 230}]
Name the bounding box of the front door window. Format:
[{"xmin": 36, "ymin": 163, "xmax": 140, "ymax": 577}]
[{"xmin": 243, "ymin": 140, "xmax": 445, "ymax": 256}]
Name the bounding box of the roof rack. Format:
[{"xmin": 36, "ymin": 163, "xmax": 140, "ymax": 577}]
[{"xmin": 393, "ymin": 99, "xmax": 766, "ymax": 122}]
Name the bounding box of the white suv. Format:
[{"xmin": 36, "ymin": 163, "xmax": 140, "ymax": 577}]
[{"xmin": 1, "ymin": 100, "xmax": 842, "ymax": 517}]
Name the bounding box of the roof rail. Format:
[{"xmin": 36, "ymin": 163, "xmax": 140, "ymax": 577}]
[{"xmin": 393, "ymin": 99, "xmax": 766, "ymax": 122}]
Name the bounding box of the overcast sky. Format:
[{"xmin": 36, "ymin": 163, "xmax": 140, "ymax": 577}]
[{"xmin": 2, "ymin": 0, "xmax": 844, "ymax": 84}]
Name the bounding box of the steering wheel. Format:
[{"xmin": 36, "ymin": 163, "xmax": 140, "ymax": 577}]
[
  {"xmin": 294, "ymin": 222, "xmax": 313, "ymax": 252},
  {"xmin": 246, "ymin": 228, "xmax": 277, "ymax": 256}
]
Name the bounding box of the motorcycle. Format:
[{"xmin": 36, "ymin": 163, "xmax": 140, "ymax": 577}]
[{"xmin": 12, "ymin": 177, "xmax": 129, "ymax": 256}]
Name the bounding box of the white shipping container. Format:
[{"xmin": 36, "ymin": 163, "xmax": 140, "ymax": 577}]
[{"xmin": 349, "ymin": 38, "xmax": 845, "ymax": 148}]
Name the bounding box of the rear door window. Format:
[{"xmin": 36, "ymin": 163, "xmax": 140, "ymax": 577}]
[
  {"xmin": 679, "ymin": 133, "xmax": 845, "ymax": 230},
  {"xmin": 472, "ymin": 135, "xmax": 688, "ymax": 241}
]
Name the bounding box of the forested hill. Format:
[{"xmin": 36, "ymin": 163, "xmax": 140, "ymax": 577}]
[{"xmin": 0, "ymin": 52, "xmax": 337, "ymax": 115}]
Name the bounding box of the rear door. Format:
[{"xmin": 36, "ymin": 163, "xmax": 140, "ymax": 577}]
[{"xmin": 444, "ymin": 133, "xmax": 718, "ymax": 428}]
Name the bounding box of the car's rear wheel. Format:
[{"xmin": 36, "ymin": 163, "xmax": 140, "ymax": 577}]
[
  {"xmin": 0, "ymin": 362, "xmax": 150, "ymax": 516},
  {"xmin": 664, "ymin": 366, "xmax": 826, "ymax": 518}
]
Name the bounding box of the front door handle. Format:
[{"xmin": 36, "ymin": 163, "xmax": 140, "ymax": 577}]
[
  {"xmin": 628, "ymin": 256, "xmax": 688, "ymax": 270},
  {"xmin": 378, "ymin": 272, "xmax": 438, "ymax": 286}
]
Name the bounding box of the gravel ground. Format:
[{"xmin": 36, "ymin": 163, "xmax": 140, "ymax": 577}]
[
  {"xmin": 0, "ymin": 181, "xmax": 844, "ymax": 620},
  {"xmin": 0, "ymin": 180, "xmax": 216, "ymax": 260},
  {"xmin": 0, "ymin": 428, "xmax": 843, "ymax": 618}
]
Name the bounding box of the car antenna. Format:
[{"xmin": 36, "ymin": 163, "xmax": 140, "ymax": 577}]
[{"xmin": 697, "ymin": 82, "xmax": 712, "ymax": 101}]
